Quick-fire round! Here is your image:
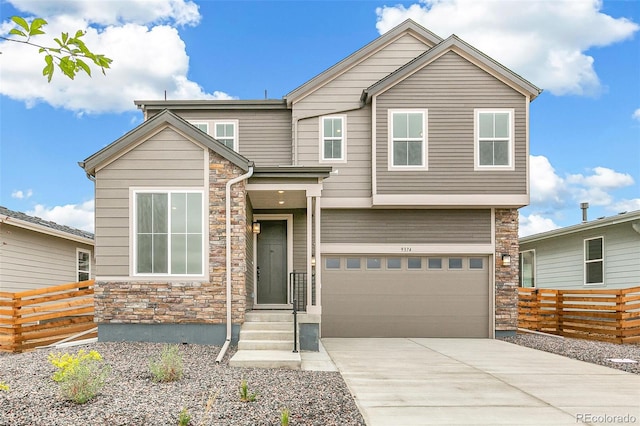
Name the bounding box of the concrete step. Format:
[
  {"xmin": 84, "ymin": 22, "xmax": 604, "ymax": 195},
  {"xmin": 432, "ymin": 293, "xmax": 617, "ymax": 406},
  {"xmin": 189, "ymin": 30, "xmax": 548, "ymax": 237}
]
[
  {"xmin": 245, "ymin": 311, "xmax": 293, "ymax": 322},
  {"xmin": 238, "ymin": 340, "xmax": 294, "ymax": 351},
  {"xmin": 241, "ymin": 321, "xmax": 292, "ymax": 331},
  {"xmin": 239, "ymin": 329, "xmax": 294, "ymax": 341},
  {"xmin": 229, "ymin": 350, "xmax": 301, "ymax": 370}
]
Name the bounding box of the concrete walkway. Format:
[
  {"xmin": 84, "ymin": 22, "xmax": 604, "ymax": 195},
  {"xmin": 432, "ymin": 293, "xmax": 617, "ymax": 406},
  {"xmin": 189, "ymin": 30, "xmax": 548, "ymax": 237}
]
[{"xmin": 323, "ymin": 338, "xmax": 640, "ymax": 425}]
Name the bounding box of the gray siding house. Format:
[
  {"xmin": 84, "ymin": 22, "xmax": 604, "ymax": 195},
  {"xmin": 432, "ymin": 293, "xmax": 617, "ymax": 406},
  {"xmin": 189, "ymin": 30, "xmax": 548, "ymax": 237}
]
[
  {"xmin": 519, "ymin": 210, "xmax": 640, "ymax": 290},
  {"xmin": 80, "ymin": 20, "xmax": 541, "ymax": 351},
  {"xmin": 0, "ymin": 206, "xmax": 95, "ymax": 293}
]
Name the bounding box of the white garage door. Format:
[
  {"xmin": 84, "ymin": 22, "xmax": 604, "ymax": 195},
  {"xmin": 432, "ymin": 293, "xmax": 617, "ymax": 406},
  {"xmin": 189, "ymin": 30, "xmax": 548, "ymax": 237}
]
[{"xmin": 322, "ymin": 255, "xmax": 490, "ymax": 338}]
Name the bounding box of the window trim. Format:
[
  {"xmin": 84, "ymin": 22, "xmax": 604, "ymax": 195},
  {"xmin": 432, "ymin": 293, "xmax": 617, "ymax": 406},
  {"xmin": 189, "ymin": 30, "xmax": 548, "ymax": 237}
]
[
  {"xmin": 190, "ymin": 121, "xmax": 209, "ymax": 134},
  {"xmin": 320, "ymin": 115, "xmax": 347, "ymax": 163},
  {"xmin": 131, "ymin": 188, "xmax": 206, "ymax": 278},
  {"xmin": 388, "ymin": 109, "xmax": 428, "ymax": 171},
  {"xmin": 76, "ymin": 248, "xmax": 91, "ymax": 282},
  {"xmin": 519, "ymin": 250, "xmax": 536, "ymax": 288},
  {"xmin": 584, "ymin": 236, "xmax": 604, "ymax": 286},
  {"xmin": 474, "ymin": 109, "xmax": 515, "ymax": 170},
  {"xmin": 213, "ymin": 119, "xmax": 239, "ymax": 151}
]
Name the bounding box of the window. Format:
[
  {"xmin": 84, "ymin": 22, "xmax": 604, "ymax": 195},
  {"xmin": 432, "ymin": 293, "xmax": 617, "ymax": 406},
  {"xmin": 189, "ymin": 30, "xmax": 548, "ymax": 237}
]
[
  {"xmin": 191, "ymin": 122, "xmax": 209, "ymax": 133},
  {"xmin": 321, "ymin": 116, "xmax": 345, "ymax": 161},
  {"xmin": 213, "ymin": 120, "xmax": 238, "ymax": 150},
  {"xmin": 389, "ymin": 110, "xmax": 427, "ymax": 169},
  {"xmin": 366, "ymin": 258, "xmax": 381, "ymax": 269},
  {"xmin": 475, "ymin": 109, "xmax": 513, "ymax": 169},
  {"xmin": 407, "ymin": 257, "xmax": 422, "ymax": 269},
  {"xmin": 134, "ymin": 191, "xmax": 204, "ymax": 275},
  {"xmin": 448, "ymin": 258, "xmax": 463, "ymax": 269},
  {"xmin": 519, "ymin": 250, "xmax": 535, "ymax": 288},
  {"xmin": 584, "ymin": 237, "xmax": 604, "ymax": 285},
  {"xmin": 326, "ymin": 258, "xmax": 341, "ymax": 269},
  {"xmin": 428, "ymin": 258, "xmax": 442, "ymax": 269},
  {"xmin": 77, "ymin": 249, "xmax": 91, "ymax": 282},
  {"xmin": 469, "ymin": 258, "xmax": 484, "ymax": 269},
  {"xmin": 346, "ymin": 258, "xmax": 361, "ymax": 269},
  {"xmin": 387, "ymin": 258, "xmax": 401, "ymax": 269}
]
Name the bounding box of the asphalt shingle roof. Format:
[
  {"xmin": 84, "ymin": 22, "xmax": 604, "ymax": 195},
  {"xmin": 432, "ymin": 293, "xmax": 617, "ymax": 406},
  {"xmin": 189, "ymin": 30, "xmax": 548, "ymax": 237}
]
[{"xmin": 0, "ymin": 206, "xmax": 94, "ymax": 241}]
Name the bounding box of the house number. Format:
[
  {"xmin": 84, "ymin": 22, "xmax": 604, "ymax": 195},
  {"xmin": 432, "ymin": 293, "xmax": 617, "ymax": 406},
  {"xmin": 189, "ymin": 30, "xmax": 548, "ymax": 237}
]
[{"xmin": 401, "ymin": 247, "xmax": 412, "ymax": 252}]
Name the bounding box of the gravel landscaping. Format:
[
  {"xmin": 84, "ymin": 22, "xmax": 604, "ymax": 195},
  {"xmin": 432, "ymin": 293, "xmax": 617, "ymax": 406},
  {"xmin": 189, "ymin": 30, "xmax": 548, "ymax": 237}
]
[{"xmin": 0, "ymin": 342, "xmax": 365, "ymax": 426}]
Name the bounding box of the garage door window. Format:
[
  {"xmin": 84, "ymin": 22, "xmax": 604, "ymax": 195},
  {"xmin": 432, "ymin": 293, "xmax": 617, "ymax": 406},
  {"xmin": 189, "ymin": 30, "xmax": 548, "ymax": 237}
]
[
  {"xmin": 407, "ymin": 257, "xmax": 422, "ymax": 269},
  {"xmin": 428, "ymin": 258, "xmax": 442, "ymax": 269},
  {"xmin": 326, "ymin": 258, "xmax": 341, "ymax": 269},
  {"xmin": 346, "ymin": 258, "xmax": 361, "ymax": 269},
  {"xmin": 469, "ymin": 258, "xmax": 484, "ymax": 269},
  {"xmin": 387, "ymin": 258, "xmax": 401, "ymax": 269},
  {"xmin": 366, "ymin": 258, "xmax": 381, "ymax": 269},
  {"xmin": 448, "ymin": 258, "xmax": 463, "ymax": 269}
]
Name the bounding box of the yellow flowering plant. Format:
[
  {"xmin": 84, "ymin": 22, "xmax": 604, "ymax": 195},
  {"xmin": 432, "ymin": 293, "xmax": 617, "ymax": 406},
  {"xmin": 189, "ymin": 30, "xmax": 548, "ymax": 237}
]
[
  {"xmin": 48, "ymin": 349, "xmax": 103, "ymax": 382},
  {"xmin": 0, "ymin": 381, "xmax": 9, "ymax": 392},
  {"xmin": 48, "ymin": 349, "xmax": 109, "ymax": 404}
]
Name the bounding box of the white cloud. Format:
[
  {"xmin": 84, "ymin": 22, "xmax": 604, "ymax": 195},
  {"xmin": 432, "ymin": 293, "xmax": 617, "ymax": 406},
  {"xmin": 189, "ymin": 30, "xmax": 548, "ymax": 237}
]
[
  {"xmin": 11, "ymin": 189, "xmax": 33, "ymax": 199},
  {"xmin": 529, "ymin": 155, "xmax": 566, "ymax": 206},
  {"xmin": 27, "ymin": 200, "xmax": 95, "ymax": 233},
  {"xmin": 633, "ymin": 109, "xmax": 640, "ymax": 121},
  {"xmin": 519, "ymin": 213, "xmax": 560, "ymax": 237},
  {"xmin": 0, "ymin": 1, "xmax": 234, "ymax": 113},
  {"xmin": 376, "ymin": 0, "xmax": 639, "ymax": 96},
  {"xmin": 609, "ymin": 198, "xmax": 640, "ymax": 213}
]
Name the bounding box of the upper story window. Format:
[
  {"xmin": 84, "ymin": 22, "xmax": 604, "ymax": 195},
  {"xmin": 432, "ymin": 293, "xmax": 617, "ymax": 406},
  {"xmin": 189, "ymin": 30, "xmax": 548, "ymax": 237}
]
[
  {"xmin": 133, "ymin": 190, "xmax": 204, "ymax": 276},
  {"xmin": 192, "ymin": 122, "xmax": 209, "ymax": 134},
  {"xmin": 321, "ymin": 116, "xmax": 346, "ymax": 162},
  {"xmin": 214, "ymin": 120, "xmax": 238, "ymax": 150},
  {"xmin": 77, "ymin": 249, "xmax": 91, "ymax": 282},
  {"xmin": 584, "ymin": 237, "xmax": 604, "ymax": 285},
  {"xmin": 475, "ymin": 109, "xmax": 514, "ymax": 169},
  {"xmin": 388, "ymin": 109, "xmax": 427, "ymax": 170}
]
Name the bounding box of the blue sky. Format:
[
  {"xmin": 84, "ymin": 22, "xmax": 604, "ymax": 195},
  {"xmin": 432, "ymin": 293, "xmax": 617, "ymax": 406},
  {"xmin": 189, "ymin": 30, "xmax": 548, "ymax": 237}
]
[{"xmin": 0, "ymin": 0, "xmax": 638, "ymax": 236}]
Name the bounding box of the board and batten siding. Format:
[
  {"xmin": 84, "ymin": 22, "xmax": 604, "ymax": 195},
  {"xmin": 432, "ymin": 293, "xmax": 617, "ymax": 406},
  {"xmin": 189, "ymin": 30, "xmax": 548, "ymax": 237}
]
[
  {"xmin": 298, "ymin": 106, "xmax": 372, "ymax": 198},
  {"xmin": 0, "ymin": 226, "xmax": 94, "ymax": 292},
  {"xmin": 177, "ymin": 110, "xmax": 292, "ymax": 167},
  {"xmin": 94, "ymin": 127, "xmax": 206, "ymax": 277},
  {"xmin": 321, "ymin": 209, "xmax": 491, "ymax": 244},
  {"xmin": 520, "ymin": 222, "xmax": 640, "ymax": 290},
  {"xmin": 292, "ymin": 33, "xmax": 430, "ymax": 119},
  {"xmin": 375, "ymin": 51, "xmax": 528, "ymax": 195}
]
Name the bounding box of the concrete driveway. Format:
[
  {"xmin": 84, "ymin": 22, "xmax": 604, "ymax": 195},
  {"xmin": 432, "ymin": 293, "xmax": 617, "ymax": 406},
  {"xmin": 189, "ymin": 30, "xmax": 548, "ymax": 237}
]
[{"xmin": 322, "ymin": 338, "xmax": 640, "ymax": 425}]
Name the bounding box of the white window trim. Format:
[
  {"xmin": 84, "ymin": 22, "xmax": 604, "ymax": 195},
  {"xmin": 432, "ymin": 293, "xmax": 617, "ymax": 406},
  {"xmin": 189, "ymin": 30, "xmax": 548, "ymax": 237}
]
[
  {"xmin": 584, "ymin": 236, "xmax": 604, "ymax": 286},
  {"xmin": 213, "ymin": 119, "xmax": 239, "ymax": 151},
  {"xmin": 519, "ymin": 249, "xmax": 536, "ymax": 288},
  {"xmin": 190, "ymin": 121, "xmax": 209, "ymax": 134},
  {"xmin": 76, "ymin": 248, "xmax": 91, "ymax": 282},
  {"xmin": 388, "ymin": 109, "xmax": 428, "ymax": 171},
  {"xmin": 319, "ymin": 115, "xmax": 347, "ymax": 163},
  {"xmin": 474, "ymin": 109, "xmax": 515, "ymax": 171},
  {"xmin": 130, "ymin": 188, "xmax": 207, "ymax": 278}
]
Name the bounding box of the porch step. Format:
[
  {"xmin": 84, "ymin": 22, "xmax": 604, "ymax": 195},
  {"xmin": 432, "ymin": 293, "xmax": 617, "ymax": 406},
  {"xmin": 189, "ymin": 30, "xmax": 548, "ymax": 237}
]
[
  {"xmin": 238, "ymin": 340, "xmax": 294, "ymax": 351},
  {"xmin": 229, "ymin": 350, "xmax": 301, "ymax": 370},
  {"xmin": 245, "ymin": 311, "xmax": 293, "ymax": 322},
  {"xmin": 241, "ymin": 321, "xmax": 292, "ymax": 331},
  {"xmin": 239, "ymin": 329, "xmax": 293, "ymax": 341}
]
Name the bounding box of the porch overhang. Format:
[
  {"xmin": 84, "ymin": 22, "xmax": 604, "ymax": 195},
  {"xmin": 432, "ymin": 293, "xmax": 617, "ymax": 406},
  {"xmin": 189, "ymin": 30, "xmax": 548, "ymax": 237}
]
[{"xmin": 247, "ymin": 166, "xmax": 332, "ymax": 209}]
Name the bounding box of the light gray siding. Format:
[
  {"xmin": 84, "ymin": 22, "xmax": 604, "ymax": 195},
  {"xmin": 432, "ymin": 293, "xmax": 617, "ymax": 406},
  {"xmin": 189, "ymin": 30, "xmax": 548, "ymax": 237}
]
[
  {"xmin": 298, "ymin": 106, "xmax": 372, "ymax": 198},
  {"xmin": 520, "ymin": 221, "xmax": 640, "ymax": 289},
  {"xmin": 176, "ymin": 110, "xmax": 292, "ymax": 166},
  {"xmin": 375, "ymin": 51, "xmax": 528, "ymax": 194},
  {"xmin": 0, "ymin": 226, "xmax": 94, "ymax": 293},
  {"xmin": 292, "ymin": 33, "xmax": 429, "ymax": 119},
  {"xmin": 94, "ymin": 127, "xmax": 205, "ymax": 276},
  {"xmin": 321, "ymin": 209, "xmax": 491, "ymax": 244}
]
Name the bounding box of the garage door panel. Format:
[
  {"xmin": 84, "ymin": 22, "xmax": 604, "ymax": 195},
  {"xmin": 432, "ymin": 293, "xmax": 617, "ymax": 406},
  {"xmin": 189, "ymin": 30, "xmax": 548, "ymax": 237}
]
[{"xmin": 322, "ymin": 255, "xmax": 490, "ymax": 338}]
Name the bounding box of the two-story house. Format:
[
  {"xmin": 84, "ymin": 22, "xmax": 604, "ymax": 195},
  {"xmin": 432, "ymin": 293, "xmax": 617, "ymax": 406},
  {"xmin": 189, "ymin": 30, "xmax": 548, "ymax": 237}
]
[{"xmin": 80, "ymin": 20, "xmax": 541, "ymax": 356}]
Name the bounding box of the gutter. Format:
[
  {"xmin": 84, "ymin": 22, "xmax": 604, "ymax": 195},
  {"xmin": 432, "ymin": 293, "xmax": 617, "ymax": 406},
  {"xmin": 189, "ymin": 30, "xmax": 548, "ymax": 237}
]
[{"xmin": 215, "ymin": 165, "xmax": 254, "ymax": 364}]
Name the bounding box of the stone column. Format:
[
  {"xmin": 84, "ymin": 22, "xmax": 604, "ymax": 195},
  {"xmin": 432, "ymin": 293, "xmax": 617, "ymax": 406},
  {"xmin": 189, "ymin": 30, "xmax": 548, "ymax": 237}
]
[{"xmin": 494, "ymin": 208, "xmax": 519, "ymax": 336}]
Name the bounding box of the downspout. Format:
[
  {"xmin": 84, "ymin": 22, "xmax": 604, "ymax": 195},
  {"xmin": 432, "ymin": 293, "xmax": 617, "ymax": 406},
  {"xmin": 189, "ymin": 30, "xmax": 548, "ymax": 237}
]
[{"xmin": 215, "ymin": 164, "xmax": 254, "ymax": 364}]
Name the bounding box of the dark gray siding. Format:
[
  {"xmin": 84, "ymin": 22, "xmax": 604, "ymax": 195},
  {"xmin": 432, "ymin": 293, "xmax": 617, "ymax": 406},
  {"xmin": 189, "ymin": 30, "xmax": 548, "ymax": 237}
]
[
  {"xmin": 321, "ymin": 209, "xmax": 491, "ymax": 244},
  {"xmin": 376, "ymin": 51, "xmax": 528, "ymax": 194}
]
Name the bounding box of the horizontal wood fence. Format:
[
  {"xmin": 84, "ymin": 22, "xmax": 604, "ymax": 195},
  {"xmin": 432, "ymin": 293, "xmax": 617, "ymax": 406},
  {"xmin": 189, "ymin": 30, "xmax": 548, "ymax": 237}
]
[
  {"xmin": 518, "ymin": 286, "xmax": 640, "ymax": 344},
  {"xmin": 0, "ymin": 280, "xmax": 96, "ymax": 353}
]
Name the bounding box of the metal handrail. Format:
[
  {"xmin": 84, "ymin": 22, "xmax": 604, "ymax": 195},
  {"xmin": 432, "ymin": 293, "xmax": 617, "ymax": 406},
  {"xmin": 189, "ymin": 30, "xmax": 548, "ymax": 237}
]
[{"xmin": 289, "ymin": 272, "xmax": 308, "ymax": 353}]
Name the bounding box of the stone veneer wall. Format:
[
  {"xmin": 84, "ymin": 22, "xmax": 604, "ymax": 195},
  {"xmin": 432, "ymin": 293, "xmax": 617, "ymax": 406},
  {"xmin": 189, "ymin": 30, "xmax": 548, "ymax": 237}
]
[
  {"xmin": 494, "ymin": 208, "xmax": 519, "ymax": 334},
  {"xmin": 94, "ymin": 150, "xmax": 248, "ymax": 326}
]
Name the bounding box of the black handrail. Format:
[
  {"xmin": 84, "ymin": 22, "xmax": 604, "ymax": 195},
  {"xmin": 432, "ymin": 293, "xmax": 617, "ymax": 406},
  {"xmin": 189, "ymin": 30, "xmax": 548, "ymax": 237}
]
[{"xmin": 289, "ymin": 272, "xmax": 308, "ymax": 353}]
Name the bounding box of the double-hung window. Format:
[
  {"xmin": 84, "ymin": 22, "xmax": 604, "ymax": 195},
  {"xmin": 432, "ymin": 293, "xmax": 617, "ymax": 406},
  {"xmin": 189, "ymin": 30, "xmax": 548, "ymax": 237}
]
[
  {"xmin": 475, "ymin": 109, "xmax": 513, "ymax": 169},
  {"xmin": 134, "ymin": 190, "xmax": 204, "ymax": 276},
  {"xmin": 321, "ymin": 116, "xmax": 345, "ymax": 162},
  {"xmin": 77, "ymin": 249, "xmax": 91, "ymax": 282},
  {"xmin": 213, "ymin": 120, "xmax": 238, "ymax": 150},
  {"xmin": 389, "ymin": 110, "xmax": 427, "ymax": 170},
  {"xmin": 584, "ymin": 237, "xmax": 604, "ymax": 285},
  {"xmin": 191, "ymin": 122, "xmax": 209, "ymax": 134}
]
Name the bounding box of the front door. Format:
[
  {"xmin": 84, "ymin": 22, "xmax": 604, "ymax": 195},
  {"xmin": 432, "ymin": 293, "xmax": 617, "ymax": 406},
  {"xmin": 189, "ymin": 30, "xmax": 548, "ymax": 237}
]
[{"xmin": 256, "ymin": 220, "xmax": 288, "ymax": 305}]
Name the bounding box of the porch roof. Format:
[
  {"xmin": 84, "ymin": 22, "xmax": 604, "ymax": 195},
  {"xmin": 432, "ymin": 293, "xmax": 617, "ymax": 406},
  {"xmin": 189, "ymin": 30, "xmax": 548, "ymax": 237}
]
[{"xmin": 252, "ymin": 166, "xmax": 333, "ymax": 179}]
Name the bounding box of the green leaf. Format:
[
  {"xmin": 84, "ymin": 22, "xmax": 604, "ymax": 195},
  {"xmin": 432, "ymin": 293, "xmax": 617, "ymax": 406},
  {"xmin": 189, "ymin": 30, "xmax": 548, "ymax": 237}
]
[
  {"xmin": 11, "ymin": 16, "xmax": 29, "ymax": 32},
  {"xmin": 59, "ymin": 56, "xmax": 76, "ymax": 79},
  {"xmin": 74, "ymin": 30, "xmax": 85, "ymax": 39},
  {"xmin": 76, "ymin": 58, "xmax": 91, "ymax": 76},
  {"xmin": 29, "ymin": 18, "xmax": 47, "ymax": 36},
  {"xmin": 8, "ymin": 28, "xmax": 26, "ymax": 37},
  {"xmin": 61, "ymin": 32, "xmax": 68, "ymax": 44},
  {"xmin": 43, "ymin": 54, "xmax": 54, "ymax": 82}
]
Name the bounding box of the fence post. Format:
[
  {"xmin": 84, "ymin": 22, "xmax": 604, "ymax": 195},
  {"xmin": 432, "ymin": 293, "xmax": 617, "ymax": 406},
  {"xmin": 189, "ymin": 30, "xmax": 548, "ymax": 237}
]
[
  {"xmin": 616, "ymin": 292, "xmax": 625, "ymax": 344},
  {"xmin": 555, "ymin": 290, "xmax": 563, "ymax": 336},
  {"xmin": 11, "ymin": 295, "xmax": 23, "ymax": 353}
]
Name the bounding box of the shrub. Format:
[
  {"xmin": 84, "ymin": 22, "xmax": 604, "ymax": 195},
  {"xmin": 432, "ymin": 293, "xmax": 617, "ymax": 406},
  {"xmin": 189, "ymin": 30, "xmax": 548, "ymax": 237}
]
[
  {"xmin": 48, "ymin": 349, "xmax": 110, "ymax": 404},
  {"xmin": 149, "ymin": 345, "xmax": 184, "ymax": 383},
  {"xmin": 178, "ymin": 407, "xmax": 191, "ymax": 426},
  {"xmin": 0, "ymin": 381, "xmax": 9, "ymax": 392},
  {"xmin": 281, "ymin": 407, "xmax": 290, "ymax": 426},
  {"xmin": 239, "ymin": 378, "xmax": 257, "ymax": 402}
]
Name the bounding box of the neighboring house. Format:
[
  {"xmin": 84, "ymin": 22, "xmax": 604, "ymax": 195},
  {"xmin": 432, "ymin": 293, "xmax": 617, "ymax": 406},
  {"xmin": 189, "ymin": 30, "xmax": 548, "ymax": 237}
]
[
  {"xmin": 0, "ymin": 206, "xmax": 95, "ymax": 293},
  {"xmin": 519, "ymin": 210, "xmax": 640, "ymax": 290},
  {"xmin": 79, "ymin": 19, "xmax": 541, "ymax": 349}
]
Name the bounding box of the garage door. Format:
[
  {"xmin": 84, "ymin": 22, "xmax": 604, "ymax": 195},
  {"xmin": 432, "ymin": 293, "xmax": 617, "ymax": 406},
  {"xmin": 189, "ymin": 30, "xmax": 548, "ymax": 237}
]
[{"xmin": 322, "ymin": 255, "xmax": 490, "ymax": 338}]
